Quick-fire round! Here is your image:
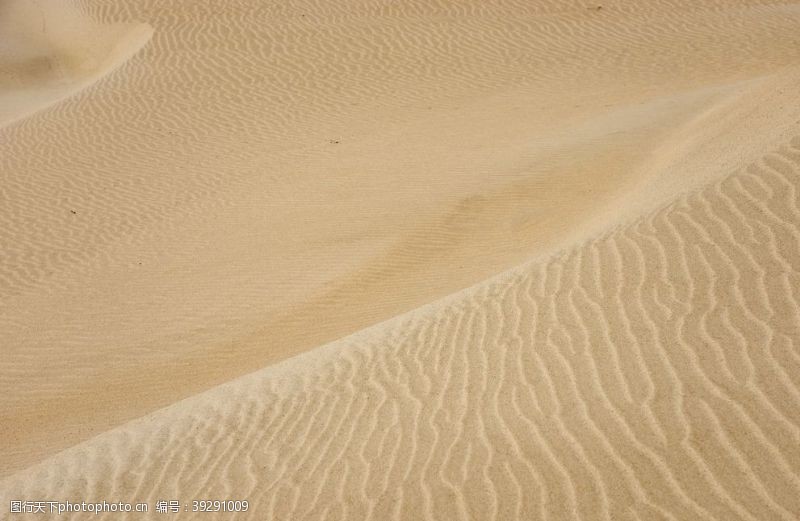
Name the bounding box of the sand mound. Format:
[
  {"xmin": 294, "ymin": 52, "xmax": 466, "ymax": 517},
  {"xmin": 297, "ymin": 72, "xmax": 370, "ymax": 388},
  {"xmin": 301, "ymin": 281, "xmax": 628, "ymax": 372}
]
[
  {"xmin": 4, "ymin": 0, "xmax": 800, "ymax": 479},
  {"xmin": 0, "ymin": 0, "xmax": 151, "ymax": 126},
  {"xmin": 2, "ymin": 112, "xmax": 799, "ymax": 520},
  {"xmin": 1, "ymin": 1, "xmax": 800, "ymax": 518}
]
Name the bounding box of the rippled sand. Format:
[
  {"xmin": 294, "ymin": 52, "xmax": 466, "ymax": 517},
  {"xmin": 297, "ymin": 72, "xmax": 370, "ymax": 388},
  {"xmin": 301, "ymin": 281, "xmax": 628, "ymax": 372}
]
[{"xmin": 2, "ymin": 0, "xmax": 800, "ymax": 519}]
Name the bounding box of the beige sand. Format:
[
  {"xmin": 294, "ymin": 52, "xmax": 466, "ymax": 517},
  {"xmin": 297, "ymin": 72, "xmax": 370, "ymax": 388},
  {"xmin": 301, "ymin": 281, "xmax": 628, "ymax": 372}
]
[
  {"xmin": 1, "ymin": 0, "xmax": 800, "ymax": 519},
  {"xmin": 0, "ymin": 0, "xmax": 151, "ymax": 125}
]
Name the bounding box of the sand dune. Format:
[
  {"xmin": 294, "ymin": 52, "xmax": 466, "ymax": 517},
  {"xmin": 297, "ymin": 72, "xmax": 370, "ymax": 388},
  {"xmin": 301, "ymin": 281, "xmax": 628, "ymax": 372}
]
[
  {"xmin": 1, "ymin": 0, "xmax": 800, "ymax": 519},
  {"xmin": 0, "ymin": 0, "xmax": 151, "ymax": 126},
  {"xmin": 3, "ymin": 119, "xmax": 799, "ymax": 520}
]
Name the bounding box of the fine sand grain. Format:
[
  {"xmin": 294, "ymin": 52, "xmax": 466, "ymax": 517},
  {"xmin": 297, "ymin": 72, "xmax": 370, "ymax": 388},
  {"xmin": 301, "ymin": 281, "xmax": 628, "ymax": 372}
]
[
  {"xmin": 0, "ymin": 0, "xmax": 151, "ymax": 125},
  {"xmin": 1, "ymin": 1, "xmax": 800, "ymax": 519}
]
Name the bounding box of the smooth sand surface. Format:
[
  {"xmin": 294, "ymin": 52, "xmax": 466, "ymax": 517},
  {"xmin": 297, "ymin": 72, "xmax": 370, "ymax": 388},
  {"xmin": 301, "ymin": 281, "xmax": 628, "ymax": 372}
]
[
  {"xmin": 0, "ymin": 0, "xmax": 151, "ymax": 125},
  {"xmin": 2, "ymin": 0, "xmax": 800, "ymax": 519}
]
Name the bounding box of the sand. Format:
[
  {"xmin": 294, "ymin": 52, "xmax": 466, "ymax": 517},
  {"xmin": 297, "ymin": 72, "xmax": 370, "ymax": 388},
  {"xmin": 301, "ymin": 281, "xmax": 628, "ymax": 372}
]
[
  {"xmin": 0, "ymin": 0, "xmax": 151, "ymax": 126},
  {"xmin": 1, "ymin": 0, "xmax": 799, "ymax": 519}
]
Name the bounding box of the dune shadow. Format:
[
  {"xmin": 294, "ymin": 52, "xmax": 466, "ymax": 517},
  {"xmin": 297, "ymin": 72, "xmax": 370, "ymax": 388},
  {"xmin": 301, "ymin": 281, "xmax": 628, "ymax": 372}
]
[{"xmin": 0, "ymin": 0, "xmax": 151, "ymax": 126}]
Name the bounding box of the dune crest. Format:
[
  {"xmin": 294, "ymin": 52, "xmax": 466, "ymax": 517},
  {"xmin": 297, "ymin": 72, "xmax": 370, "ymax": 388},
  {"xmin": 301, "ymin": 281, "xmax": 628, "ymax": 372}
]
[{"xmin": 0, "ymin": 0, "xmax": 151, "ymax": 126}]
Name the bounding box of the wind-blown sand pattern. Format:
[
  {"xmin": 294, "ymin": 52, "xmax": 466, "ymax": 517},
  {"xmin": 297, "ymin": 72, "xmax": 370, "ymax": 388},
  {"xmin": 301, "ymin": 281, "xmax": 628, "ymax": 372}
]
[
  {"xmin": 2, "ymin": 0, "xmax": 800, "ymax": 519},
  {"xmin": 3, "ymin": 132, "xmax": 800, "ymax": 520}
]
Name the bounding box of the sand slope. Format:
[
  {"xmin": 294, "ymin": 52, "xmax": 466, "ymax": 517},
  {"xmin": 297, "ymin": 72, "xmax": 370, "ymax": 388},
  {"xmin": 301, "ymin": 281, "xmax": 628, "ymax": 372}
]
[
  {"xmin": 4, "ymin": 0, "xmax": 800, "ymax": 478},
  {"xmin": 0, "ymin": 0, "xmax": 151, "ymax": 126},
  {"xmin": 2, "ymin": 123, "xmax": 799, "ymax": 520},
  {"xmin": 2, "ymin": 0, "xmax": 800, "ymax": 519}
]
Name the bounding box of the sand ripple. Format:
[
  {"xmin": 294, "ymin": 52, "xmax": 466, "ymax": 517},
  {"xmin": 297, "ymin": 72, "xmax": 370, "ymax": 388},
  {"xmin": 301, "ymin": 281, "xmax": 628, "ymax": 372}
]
[
  {"xmin": 2, "ymin": 1, "xmax": 800, "ymax": 519},
  {"xmin": 2, "ymin": 132, "xmax": 799, "ymax": 521}
]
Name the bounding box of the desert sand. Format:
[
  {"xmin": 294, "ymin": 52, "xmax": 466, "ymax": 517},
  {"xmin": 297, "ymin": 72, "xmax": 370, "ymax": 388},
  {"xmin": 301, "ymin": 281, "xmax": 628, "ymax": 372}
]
[{"xmin": 1, "ymin": 0, "xmax": 800, "ymax": 519}]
